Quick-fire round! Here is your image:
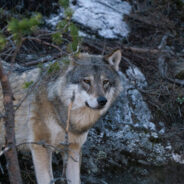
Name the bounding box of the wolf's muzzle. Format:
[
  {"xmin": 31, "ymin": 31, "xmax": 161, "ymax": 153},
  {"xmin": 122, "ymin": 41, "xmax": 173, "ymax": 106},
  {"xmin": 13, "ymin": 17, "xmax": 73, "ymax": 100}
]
[{"xmin": 97, "ymin": 96, "xmax": 107, "ymax": 107}]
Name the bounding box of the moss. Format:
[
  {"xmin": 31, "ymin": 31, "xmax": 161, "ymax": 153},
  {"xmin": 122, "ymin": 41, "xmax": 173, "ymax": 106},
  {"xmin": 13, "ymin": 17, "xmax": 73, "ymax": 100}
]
[{"xmin": 23, "ymin": 81, "xmax": 33, "ymax": 89}]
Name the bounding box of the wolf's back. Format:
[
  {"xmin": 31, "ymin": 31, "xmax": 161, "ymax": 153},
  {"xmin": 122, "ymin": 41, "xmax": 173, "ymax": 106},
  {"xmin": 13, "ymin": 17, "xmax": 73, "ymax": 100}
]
[
  {"xmin": 0, "ymin": 67, "xmax": 40, "ymax": 112},
  {"xmin": 0, "ymin": 66, "xmax": 40, "ymax": 148}
]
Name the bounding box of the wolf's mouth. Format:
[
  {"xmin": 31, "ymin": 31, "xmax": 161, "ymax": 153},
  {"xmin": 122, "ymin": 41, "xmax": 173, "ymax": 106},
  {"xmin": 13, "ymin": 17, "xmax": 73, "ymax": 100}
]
[{"xmin": 85, "ymin": 101, "xmax": 104, "ymax": 110}]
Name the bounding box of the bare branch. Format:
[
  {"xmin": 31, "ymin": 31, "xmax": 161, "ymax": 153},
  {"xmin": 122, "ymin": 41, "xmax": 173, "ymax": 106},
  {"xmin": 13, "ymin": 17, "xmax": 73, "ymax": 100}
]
[
  {"xmin": 122, "ymin": 46, "xmax": 165, "ymax": 54},
  {"xmin": 24, "ymin": 52, "xmax": 63, "ymax": 67},
  {"xmin": 26, "ymin": 36, "xmax": 63, "ymax": 53},
  {"xmin": 11, "ymin": 38, "xmax": 25, "ymax": 63},
  {"xmin": 62, "ymin": 91, "xmax": 75, "ymax": 181}
]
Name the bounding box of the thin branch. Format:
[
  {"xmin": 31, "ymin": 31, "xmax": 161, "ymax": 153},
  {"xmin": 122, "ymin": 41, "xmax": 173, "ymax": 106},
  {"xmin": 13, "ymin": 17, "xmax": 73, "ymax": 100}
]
[
  {"xmin": 158, "ymin": 35, "xmax": 168, "ymax": 50},
  {"xmin": 11, "ymin": 38, "xmax": 25, "ymax": 63},
  {"xmin": 24, "ymin": 52, "xmax": 63, "ymax": 67},
  {"xmin": 166, "ymin": 77, "xmax": 184, "ymax": 87},
  {"xmin": 26, "ymin": 36, "xmax": 63, "ymax": 53},
  {"xmin": 62, "ymin": 91, "xmax": 75, "ymax": 181},
  {"xmin": 122, "ymin": 46, "xmax": 165, "ymax": 54},
  {"xmin": 14, "ymin": 66, "xmax": 51, "ymax": 112}
]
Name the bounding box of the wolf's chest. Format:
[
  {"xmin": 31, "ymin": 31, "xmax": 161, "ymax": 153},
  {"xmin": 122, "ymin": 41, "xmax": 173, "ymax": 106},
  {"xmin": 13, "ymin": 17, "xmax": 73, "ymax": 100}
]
[{"xmin": 69, "ymin": 107, "xmax": 100, "ymax": 134}]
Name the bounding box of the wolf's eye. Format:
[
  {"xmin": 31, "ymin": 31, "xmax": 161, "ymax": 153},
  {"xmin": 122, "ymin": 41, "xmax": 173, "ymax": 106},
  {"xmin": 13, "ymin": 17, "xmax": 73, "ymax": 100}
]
[{"xmin": 83, "ymin": 79, "xmax": 91, "ymax": 85}]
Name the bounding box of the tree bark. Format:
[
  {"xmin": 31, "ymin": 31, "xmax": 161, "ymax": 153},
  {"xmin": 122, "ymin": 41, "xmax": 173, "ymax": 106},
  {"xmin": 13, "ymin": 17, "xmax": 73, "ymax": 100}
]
[{"xmin": 0, "ymin": 60, "xmax": 23, "ymax": 184}]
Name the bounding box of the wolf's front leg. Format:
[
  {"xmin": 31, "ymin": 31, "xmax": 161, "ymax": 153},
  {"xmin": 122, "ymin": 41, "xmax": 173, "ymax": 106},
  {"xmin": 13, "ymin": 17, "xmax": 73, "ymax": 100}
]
[
  {"xmin": 31, "ymin": 145, "xmax": 53, "ymax": 184},
  {"xmin": 66, "ymin": 147, "xmax": 81, "ymax": 184}
]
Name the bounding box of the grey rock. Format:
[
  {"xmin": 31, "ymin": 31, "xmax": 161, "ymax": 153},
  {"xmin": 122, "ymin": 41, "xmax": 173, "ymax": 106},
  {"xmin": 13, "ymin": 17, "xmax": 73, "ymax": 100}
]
[
  {"xmin": 71, "ymin": 0, "xmax": 131, "ymax": 39},
  {"xmin": 46, "ymin": 0, "xmax": 131, "ymax": 39},
  {"xmin": 83, "ymin": 66, "xmax": 172, "ymax": 173}
]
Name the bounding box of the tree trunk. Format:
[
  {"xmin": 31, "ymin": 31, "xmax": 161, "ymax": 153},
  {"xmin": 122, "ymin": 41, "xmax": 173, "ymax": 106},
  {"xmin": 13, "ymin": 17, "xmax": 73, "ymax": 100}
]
[{"xmin": 0, "ymin": 60, "xmax": 23, "ymax": 184}]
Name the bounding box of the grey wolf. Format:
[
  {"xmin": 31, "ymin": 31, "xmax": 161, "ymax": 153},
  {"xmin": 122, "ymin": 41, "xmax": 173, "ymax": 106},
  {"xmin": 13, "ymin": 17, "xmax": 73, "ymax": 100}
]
[{"xmin": 0, "ymin": 49, "xmax": 122, "ymax": 184}]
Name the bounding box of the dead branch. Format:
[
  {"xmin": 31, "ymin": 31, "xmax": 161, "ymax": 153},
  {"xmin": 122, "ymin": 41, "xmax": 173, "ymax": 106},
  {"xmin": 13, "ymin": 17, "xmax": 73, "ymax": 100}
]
[
  {"xmin": 24, "ymin": 52, "xmax": 63, "ymax": 66},
  {"xmin": 158, "ymin": 56, "xmax": 184, "ymax": 87},
  {"xmin": 62, "ymin": 91, "xmax": 75, "ymax": 183},
  {"xmin": 126, "ymin": 13, "xmax": 174, "ymax": 30},
  {"xmin": 26, "ymin": 36, "xmax": 63, "ymax": 53},
  {"xmin": 11, "ymin": 38, "xmax": 25, "ymax": 63},
  {"xmin": 157, "ymin": 35, "xmax": 184, "ymax": 87},
  {"xmin": 0, "ymin": 141, "xmax": 64, "ymax": 157},
  {"xmin": 158, "ymin": 35, "xmax": 169, "ymax": 50},
  {"xmin": 122, "ymin": 46, "xmax": 166, "ymax": 54},
  {"xmin": 0, "ymin": 60, "xmax": 23, "ymax": 184},
  {"xmin": 14, "ymin": 61, "xmax": 57, "ymax": 112},
  {"xmin": 166, "ymin": 77, "xmax": 184, "ymax": 87}
]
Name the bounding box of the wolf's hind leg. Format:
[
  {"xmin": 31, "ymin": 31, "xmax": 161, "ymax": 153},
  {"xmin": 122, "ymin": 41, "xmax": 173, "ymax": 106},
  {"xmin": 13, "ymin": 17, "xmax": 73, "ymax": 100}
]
[{"xmin": 31, "ymin": 145, "xmax": 53, "ymax": 184}]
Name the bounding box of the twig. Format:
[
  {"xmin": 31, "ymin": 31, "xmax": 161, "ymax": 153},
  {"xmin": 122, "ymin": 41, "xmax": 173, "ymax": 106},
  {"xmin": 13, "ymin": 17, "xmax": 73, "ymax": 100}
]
[
  {"xmin": 26, "ymin": 36, "xmax": 63, "ymax": 53},
  {"xmin": 0, "ymin": 162, "xmax": 4, "ymax": 174},
  {"xmin": 24, "ymin": 52, "xmax": 63, "ymax": 67},
  {"xmin": 62, "ymin": 91, "xmax": 75, "ymax": 181},
  {"xmin": 122, "ymin": 46, "xmax": 165, "ymax": 54},
  {"xmin": 66, "ymin": 91, "xmax": 75, "ymax": 133},
  {"xmin": 0, "ymin": 141, "xmax": 66, "ymax": 157},
  {"xmin": 14, "ymin": 65, "xmax": 52, "ymax": 112},
  {"xmin": 11, "ymin": 38, "xmax": 25, "ymax": 63},
  {"xmin": 0, "ymin": 146, "xmax": 10, "ymax": 157},
  {"xmin": 166, "ymin": 77, "xmax": 184, "ymax": 87},
  {"xmin": 156, "ymin": 39, "xmax": 184, "ymax": 87},
  {"xmin": 158, "ymin": 35, "xmax": 168, "ymax": 50}
]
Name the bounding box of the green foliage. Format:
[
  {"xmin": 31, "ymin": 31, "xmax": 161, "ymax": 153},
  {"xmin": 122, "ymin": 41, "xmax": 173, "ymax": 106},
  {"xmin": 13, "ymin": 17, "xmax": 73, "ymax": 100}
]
[
  {"xmin": 56, "ymin": 20, "xmax": 68, "ymax": 32},
  {"xmin": 48, "ymin": 62, "xmax": 60, "ymax": 73},
  {"xmin": 52, "ymin": 5, "xmax": 81, "ymax": 53},
  {"xmin": 23, "ymin": 81, "xmax": 34, "ymax": 89},
  {"xmin": 0, "ymin": 34, "xmax": 6, "ymax": 50},
  {"xmin": 59, "ymin": 0, "xmax": 69, "ymax": 9},
  {"xmin": 70, "ymin": 23, "xmax": 78, "ymax": 38},
  {"xmin": 64, "ymin": 8, "xmax": 73, "ymax": 19},
  {"xmin": 67, "ymin": 41, "xmax": 78, "ymax": 52},
  {"xmin": 52, "ymin": 32, "xmax": 63, "ymax": 45},
  {"xmin": 68, "ymin": 23, "xmax": 81, "ymax": 52},
  {"xmin": 7, "ymin": 13, "xmax": 42, "ymax": 42},
  {"xmin": 176, "ymin": 96, "xmax": 184, "ymax": 105},
  {"xmin": 37, "ymin": 63, "xmax": 45, "ymax": 72},
  {"xmin": 61, "ymin": 57, "xmax": 70, "ymax": 64}
]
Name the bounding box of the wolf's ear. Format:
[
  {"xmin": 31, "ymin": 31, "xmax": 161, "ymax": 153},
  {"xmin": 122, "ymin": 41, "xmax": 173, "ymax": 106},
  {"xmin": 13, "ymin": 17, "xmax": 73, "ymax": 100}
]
[{"xmin": 105, "ymin": 49, "xmax": 122, "ymax": 71}]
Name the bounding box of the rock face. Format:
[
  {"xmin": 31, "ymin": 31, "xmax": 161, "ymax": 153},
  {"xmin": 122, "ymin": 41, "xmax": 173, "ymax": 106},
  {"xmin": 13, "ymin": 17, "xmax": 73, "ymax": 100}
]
[
  {"xmin": 82, "ymin": 66, "xmax": 172, "ymax": 183},
  {"xmin": 70, "ymin": 0, "xmax": 131, "ymax": 39},
  {"xmin": 47, "ymin": 0, "xmax": 131, "ymax": 39}
]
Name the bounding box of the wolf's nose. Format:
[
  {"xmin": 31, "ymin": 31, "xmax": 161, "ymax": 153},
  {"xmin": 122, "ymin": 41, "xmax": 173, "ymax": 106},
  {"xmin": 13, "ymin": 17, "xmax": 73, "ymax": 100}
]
[{"xmin": 97, "ymin": 96, "xmax": 107, "ymax": 107}]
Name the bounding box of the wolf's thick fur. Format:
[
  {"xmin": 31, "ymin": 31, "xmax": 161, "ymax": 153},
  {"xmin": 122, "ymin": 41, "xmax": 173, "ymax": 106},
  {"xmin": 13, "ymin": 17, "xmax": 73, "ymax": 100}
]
[{"xmin": 0, "ymin": 50, "xmax": 122, "ymax": 184}]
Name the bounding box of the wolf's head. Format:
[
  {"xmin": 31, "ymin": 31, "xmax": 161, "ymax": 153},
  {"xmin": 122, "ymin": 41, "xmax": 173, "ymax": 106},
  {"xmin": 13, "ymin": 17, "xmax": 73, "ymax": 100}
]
[{"xmin": 59, "ymin": 49, "xmax": 123, "ymax": 113}]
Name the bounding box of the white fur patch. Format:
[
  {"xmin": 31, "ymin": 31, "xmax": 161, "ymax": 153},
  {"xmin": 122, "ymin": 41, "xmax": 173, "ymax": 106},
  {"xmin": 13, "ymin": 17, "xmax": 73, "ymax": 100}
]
[
  {"xmin": 61, "ymin": 84, "xmax": 98, "ymax": 110},
  {"xmin": 46, "ymin": 116, "xmax": 62, "ymax": 145}
]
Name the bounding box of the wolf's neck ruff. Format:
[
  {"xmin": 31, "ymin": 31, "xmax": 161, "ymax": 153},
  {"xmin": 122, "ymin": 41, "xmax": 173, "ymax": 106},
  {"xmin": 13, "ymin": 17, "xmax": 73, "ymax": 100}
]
[{"xmin": 51, "ymin": 95, "xmax": 101, "ymax": 135}]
